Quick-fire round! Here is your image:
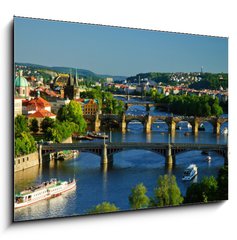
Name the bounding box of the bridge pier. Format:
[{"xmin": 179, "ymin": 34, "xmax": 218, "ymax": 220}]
[
  {"xmin": 192, "ymin": 119, "xmax": 199, "ymax": 135},
  {"xmin": 145, "ymin": 114, "xmax": 152, "ymax": 133},
  {"xmin": 165, "ymin": 144, "xmax": 175, "ymax": 169},
  {"xmin": 101, "ymin": 144, "xmax": 113, "ymax": 168},
  {"xmin": 167, "ymin": 117, "xmax": 176, "ymax": 135},
  {"xmin": 213, "ymin": 121, "xmax": 221, "ymax": 135},
  {"xmin": 124, "ymin": 103, "xmax": 128, "ymax": 111},
  {"xmin": 121, "ymin": 113, "xmax": 127, "ymax": 133},
  {"xmin": 146, "ymin": 103, "xmax": 150, "ymax": 112}
]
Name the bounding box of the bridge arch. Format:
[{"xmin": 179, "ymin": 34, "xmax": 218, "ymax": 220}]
[
  {"xmin": 108, "ymin": 148, "xmax": 166, "ymax": 166},
  {"xmin": 126, "ymin": 119, "xmax": 145, "ymax": 131},
  {"xmin": 151, "ymin": 120, "xmax": 169, "ymax": 131},
  {"xmin": 220, "ymin": 121, "xmax": 228, "ymax": 133},
  {"xmin": 100, "ymin": 117, "xmax": 120, "ymax": 129},
  {"xmin": 198, "ymin": 121, "xmax": 214, "ymax": 133},
  {"xmin": 175, "ymin": 120, "xmax": 193, "ymax": 132},
  {"xmin": 172, "ymin": 149, "xmax": 226, "ymax": 163}
]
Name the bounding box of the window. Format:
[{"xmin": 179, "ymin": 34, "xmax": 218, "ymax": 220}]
[{"xmin": 18, "ymin": 159, "xmax": 20, "ymax": 164}]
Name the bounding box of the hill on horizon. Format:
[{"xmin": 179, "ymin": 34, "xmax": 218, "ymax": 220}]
[{"xmin": 15, "ymin": 62, "xmax": 127, "ymax": 82}]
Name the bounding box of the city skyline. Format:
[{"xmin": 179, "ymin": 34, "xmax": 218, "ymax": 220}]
[{"xmin": 14, "ymin": 17, "xmax": 228, "ymax": 76}]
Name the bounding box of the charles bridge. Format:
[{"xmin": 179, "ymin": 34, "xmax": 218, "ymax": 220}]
[
  {"xmin": 39, "ymin": 142, "xmax": 228, "ymax": 168},
  {"xmin": 84, "ymin": 113, "xmax": 228, "ymax": 135}
]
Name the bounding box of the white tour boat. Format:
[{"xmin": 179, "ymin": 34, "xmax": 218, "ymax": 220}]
[
  {"xmin": 182, "ymin": 164, "xmax": 198, "ymax": 181},
  {"xmin": 14, "ymin": 178, "xmax": 76, "ymax": 209}
]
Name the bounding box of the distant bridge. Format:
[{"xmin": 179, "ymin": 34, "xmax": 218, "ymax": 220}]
[
  {"xmin": 84, "ymin": 114, "xmax": 228, "ymax": 135},
  {"xmin": 39, "ymin": 142, "xmax": 228, "ymax": 168}
]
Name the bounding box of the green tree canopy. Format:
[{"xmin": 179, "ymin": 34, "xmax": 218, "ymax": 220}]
[
  {"xmin": 15, "ymin": 115, "xmax": 29, "ymax": 137},
  {"xmin": 40, "ymin": 117, "xmax": 55, "ymax": 133},
  {"xmin": 57, "ymin": 100, "xmax": 87, "ymax": 134},
  {"xmin": 29, "ymin": 118, "xmax": 39, "ymax": 133},
  {"xmin": 129, "ymin": 183, "xmax": 150, "ymax": 209},
  {"xmin": 45, "ymin": 120, "xmax": 78, "ymax": 143},
  {"xmin": 15, "ymin": 131, "xmax": 37, "ymax": 157},
  {"xmin": 185, "ymin": 176, "xmax": 218, "ymax": 203},
  {"xmin": 151, "ymin": 175, "xmax": 183, "ymax": 207},
  {"xmin": 217, "ymin": 166, "xmax": 228, "ymax": 200},
  {"xmin": 87, "ymin": 202, "xmax": 119, "ymax": 214}
]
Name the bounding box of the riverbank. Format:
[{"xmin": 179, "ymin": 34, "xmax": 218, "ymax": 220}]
[{"xmin": 14, "ymin": 136, "xmax": 73, "ymax": 172}]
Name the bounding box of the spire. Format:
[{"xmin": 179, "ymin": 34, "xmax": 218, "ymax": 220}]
[
  {"xmin": 74, "ymin": 68, "xmax": 79, "ymax": 87},
  {"xmin": 67, "ymin": 71, "xmax": 74, "ymax": 86}
]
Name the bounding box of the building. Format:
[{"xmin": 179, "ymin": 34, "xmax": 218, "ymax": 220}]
[
  {"xmin": 64, "ymin": 73, "xmax": 80, "ymax": 100},
  {"xmin": 28, "ymin": 109, "xmax": 56, "ymax": 126},
  {"xmin": 105, "ymin": 77, "xmax": 113, "ymax": 84},
  {"xmin": 22, "ymin": 93, "xmax": 52, "ymax": 115},
  {"xmin": 14, "ymin": 70, "xmax": 30, "ymax": 98},
  {"xmin": 76, "ymin": 99, "xmax": 99, "ymax": 115},
  {"xmin": 14, "ymin": 97, "xmax": 22, "ymax": 117},
  {"xmin": 49, "ymin": 98, "xmax": 70, "ymax": 114}
]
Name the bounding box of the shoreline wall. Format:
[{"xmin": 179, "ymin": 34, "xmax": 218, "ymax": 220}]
[
  {"xmin": 14, "ymin": 151, "xmax": 39, "ymax": 173},
  {"xmin": 14, "ymin": 136, "xmax": 73, "ymax": 173}
]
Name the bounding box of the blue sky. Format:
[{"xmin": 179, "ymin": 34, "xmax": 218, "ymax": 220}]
[{"xmin": 14, "ymin": 17, "xmax": 228, "ymax": 76}]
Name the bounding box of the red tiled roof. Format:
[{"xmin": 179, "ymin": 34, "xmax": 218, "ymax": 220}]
[
  {"xmin": 28, "ymin": 109, "xmax": 56, "ymax": 118},
  {"xmin": 25, "ymin": 97, "xmax": 51, "ymax": 108}
]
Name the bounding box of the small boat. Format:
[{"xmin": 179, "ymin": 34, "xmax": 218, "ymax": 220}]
[
  {"xmin": 72, "ymin": 133, "xmax": 93, "ymax": 141},
  {"xmin": 88, "ymin": 132, "xmax": 109, "ymax": 139},
  {"xmin": 222, "ymin": 127, "xmax": 228, "ymax": 135},
  {"xmin": 187, "ymin": 123, "xmax": 192, "ymax": 129},
  {"xmin": 182, "ymin": 164, "xmax": 198, "ymax": 181},
  {"xmin": 198, "ymin": 123, "xmax": 205, "ymax": 131},
  {"xmin": 205, "ymin": 155, "xmax": 212, "ymax": 162},
  {"xmin": 15, "ymin": 178, "xmax": 76, "ymax": 209}
]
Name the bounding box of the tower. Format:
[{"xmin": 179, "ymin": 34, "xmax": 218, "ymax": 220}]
[
  {"xmin": 63, "ymin": 69, "xmax": 80, "ymax": 100},
  {"xmin": 14, "ymin": 70, "xmax": 30, "ymax": 98}
]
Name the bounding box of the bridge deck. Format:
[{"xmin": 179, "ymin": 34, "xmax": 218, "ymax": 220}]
[{"xmin": 41, "ymin": 142, "xmax": 227, "ymax": 151}]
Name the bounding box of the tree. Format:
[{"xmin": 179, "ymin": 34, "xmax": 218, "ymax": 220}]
[
  {"xmin": 30, "ymin": 118, "xmax": 39, "ymax": 133},
  {"xmin": 217, "ymin": 166, "xmax": 228, "ymax": 200},
  {"xmin": 57, "ymin": 100, "xmax": 87, "ymax": 134},
  {"xmin": 87, "ymin": 202, "xmax": 119, "ymax": 214},
  {"xmin": 41, "ymin": 117, "xmax": 55, "ymax": 133},
  {"xmin": 211, "ymin": 103, "xmax": 223, "ymax": 117},
  {"xmin": 15, "ymin": 131, "xmax": 37, "ymax": 157},
  {"xmin": 45, "ymin": 121, "xmax": 79, "ymax": 143},
  {"xmin": 151, "ymin": 175, "xmax": 183, "ymax": 207},
  {"xmin": 15, "ymin": 115, "xmax": 29, "ymax": 137},
  {"xmin": 129, "ymin": 183, "xmax": 150, "ymax": 209},
  {"xmin": 185, "ymin": 176, "xmax": 218, "ymax": 203}
]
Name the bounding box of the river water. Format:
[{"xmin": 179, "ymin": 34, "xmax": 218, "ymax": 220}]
[{"xmin": 14, "ymin": 103, "xmax": 228, "ymax": 221}]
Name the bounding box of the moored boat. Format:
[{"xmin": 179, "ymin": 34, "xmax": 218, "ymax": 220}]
[
  {"xmin": 88, "ymin": 132, "xmax": 108, "ymax": 139},
  {"xmin": 198, "ymin": 123, "xmax": 205, "ymax": 131},
  {"xmin": 205, "ymin": 155, "xmax": 212, "ymax": 162},
  {"xmin": 182, "ymin": 164, "xmax": 198, "ymax": 181},
  {"xmin": 222, "ymin": 127, "xmax": 228, "ymax": 135},
  {"xmin": 14, "ymin": 178, "xmax": 76, "ymax": 209}
]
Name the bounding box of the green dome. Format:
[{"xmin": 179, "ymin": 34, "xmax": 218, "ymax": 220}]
[{"xmin": 14, "ymin": 70, "xmax": 28, "ymax": 87}]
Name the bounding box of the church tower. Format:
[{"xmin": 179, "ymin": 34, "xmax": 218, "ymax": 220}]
[{"xmin": 64, "ymin": 69, "xmax": 80, "ymax": 100}]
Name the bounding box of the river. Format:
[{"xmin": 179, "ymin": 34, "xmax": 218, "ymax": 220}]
[{"xmin": 14, "ymin": 103, "xmax": 228, "ymax": 221}]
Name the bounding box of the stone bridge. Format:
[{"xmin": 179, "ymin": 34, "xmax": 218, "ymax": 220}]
[
  {"xmin": 84, "ymin": 114, "xmax": 228, "ymax": 135},
  {"xmin": 39, "ymin": 142, "xmax": 228, "ymax": 168}
]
